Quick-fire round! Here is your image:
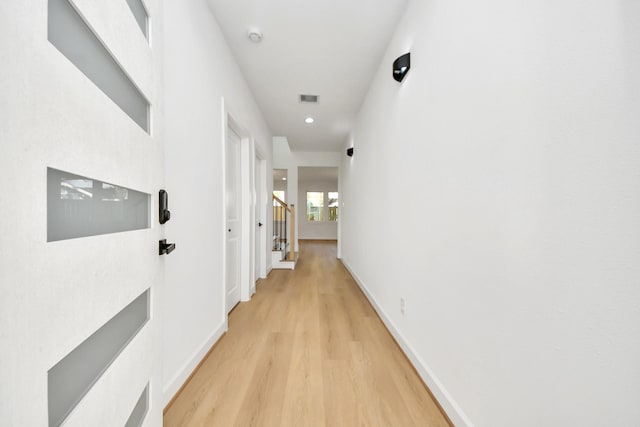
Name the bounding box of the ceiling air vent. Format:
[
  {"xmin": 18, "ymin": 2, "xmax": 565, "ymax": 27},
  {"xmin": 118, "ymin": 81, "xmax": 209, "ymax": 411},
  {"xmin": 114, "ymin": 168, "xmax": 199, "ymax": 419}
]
[{"xmin": 299, "ymin": 94, "xmax": 319, "ymax": 103}]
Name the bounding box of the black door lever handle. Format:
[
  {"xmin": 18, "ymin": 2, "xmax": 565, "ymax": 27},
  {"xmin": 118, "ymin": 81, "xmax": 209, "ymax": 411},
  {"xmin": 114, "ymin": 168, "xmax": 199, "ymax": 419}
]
[
  {"xmin": 159, "ymin": 239, "xmax": 176, "ymax": 255},
  {"xmin": 258, "ymin": 222, "xmax": 263, "ymax": 227}
]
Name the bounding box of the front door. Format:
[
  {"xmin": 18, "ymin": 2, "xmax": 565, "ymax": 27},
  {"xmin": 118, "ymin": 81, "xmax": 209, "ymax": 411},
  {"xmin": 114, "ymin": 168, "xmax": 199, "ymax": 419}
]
[{"xmin": 1, "ymin": 1, "xmax": 164, "ymax": 425}]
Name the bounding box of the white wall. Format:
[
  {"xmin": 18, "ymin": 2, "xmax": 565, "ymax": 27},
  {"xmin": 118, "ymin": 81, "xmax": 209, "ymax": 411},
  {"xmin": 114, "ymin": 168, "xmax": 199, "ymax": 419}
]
[
  {"xmin": 162, "ymin": 1, "xmax": 272, "ymax": 406},
  {"xmin": 298, "ymin": 179, "xmax": 338, "ymax": 240},
  {"xmin": 340, "ymin": 1, "xmax": 640, "ymax": 426},
  {"xmin": 273, "ymin": 136, "xmax": 293, "ymax": 169}
]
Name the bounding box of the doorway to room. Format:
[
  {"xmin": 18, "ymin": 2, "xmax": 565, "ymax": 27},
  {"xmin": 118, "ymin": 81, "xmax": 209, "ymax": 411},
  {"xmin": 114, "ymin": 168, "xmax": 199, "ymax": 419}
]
[{"xmin": 298, "ymin": 167, "xmax": 339, "ymax": 244}]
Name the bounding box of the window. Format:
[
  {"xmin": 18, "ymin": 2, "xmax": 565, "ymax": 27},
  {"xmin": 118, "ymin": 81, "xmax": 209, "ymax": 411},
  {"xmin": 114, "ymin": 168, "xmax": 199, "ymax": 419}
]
[
  {"xmin": 48, "ymin": 168, "xmax": 150, "ymax": 242},
  {"xmin": 125, "ymin": 0, "xmax": 149, "ymax": 40},
  {"xmin": 48, "ymin": 289, "xmax": 150, "ymax": 426},
  {"xmin": 48, "ymin": 0, "xmax": 151, "ymax": 132},
  {"xmin": 328, "ymin": 192, "xmax": 339, "ymax": 221},
  {"xmin": 306, "ymin": 192, "xmax": 324, "ymax": 221}
]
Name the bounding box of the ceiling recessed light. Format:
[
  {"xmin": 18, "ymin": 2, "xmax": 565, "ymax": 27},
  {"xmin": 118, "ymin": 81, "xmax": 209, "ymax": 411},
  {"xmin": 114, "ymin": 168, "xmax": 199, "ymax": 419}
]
[
  {"xmin": 282, "ymin": 177, "xmax": 287, "ymax": 181},
  {"xmin": 247, "ymin": 28, "xmax": 263, "ymax": 43},
  {"xmin": 305, "ymin": 117, "xmax": 315, "ymax": 124}
]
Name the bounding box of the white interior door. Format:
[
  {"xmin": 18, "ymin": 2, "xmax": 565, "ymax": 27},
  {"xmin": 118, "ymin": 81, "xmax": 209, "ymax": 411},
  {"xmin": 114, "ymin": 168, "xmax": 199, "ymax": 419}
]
[
  {"xmin": 1, "ymin": 1, "xmax": 163, "ymax": 426},
  {"xmin": 225, "ymin": 127, "xmax": 242, "ymax": 312}
]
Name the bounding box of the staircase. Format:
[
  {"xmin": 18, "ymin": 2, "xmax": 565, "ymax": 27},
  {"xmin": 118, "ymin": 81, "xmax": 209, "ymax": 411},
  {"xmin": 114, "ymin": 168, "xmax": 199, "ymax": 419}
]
[{"xmin": 272, "ymin": 195, "xmax": 297, "ymax": 270}]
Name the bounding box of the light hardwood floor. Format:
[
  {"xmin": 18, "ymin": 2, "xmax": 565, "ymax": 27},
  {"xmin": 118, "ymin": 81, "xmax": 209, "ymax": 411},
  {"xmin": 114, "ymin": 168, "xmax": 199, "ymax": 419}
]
[{"xmin": 164, "ymin": 240, "xmax": 451, "ymax": 427}]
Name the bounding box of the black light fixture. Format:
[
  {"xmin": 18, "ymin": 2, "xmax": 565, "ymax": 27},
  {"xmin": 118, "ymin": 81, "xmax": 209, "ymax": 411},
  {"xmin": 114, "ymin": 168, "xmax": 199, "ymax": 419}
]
[
  {"xmin": 347, "ymin": 147, "xmax": 354, "ymax": 157},
  {"xmin": 392, "ymin": 52, "xmax": 411, "ymax": 82}
]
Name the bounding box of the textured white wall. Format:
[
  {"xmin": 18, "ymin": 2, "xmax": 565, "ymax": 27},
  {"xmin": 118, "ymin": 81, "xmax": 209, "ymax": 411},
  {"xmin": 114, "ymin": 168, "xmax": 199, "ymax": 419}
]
[
  {"xmin": 162, "ymin": 1, "xmax": 272, "ymax": 406},
  {"xmin": 341, "ymin": 0, "xmax": 640, "ymax": 426}
]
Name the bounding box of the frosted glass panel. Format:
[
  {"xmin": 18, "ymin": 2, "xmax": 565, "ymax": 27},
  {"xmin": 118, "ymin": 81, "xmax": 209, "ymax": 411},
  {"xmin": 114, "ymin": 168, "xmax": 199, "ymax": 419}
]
[
  {"xmin": 125, "ymin": 383, "xmax": 149, "ymax": 427},
  {"xmin": 125, "ymin": 0, "xmax": 148, "ymax": 39},
  {"xmin": 48, "ymin": 0, "xmax": 150, "ymax": 132},
  {"xmin": 47, "ymin": 168, "xmax": 149, "ymax": 242},
  {"xmin": 48, "ymin": 289, "xmax": 150, "ymax": 426}
]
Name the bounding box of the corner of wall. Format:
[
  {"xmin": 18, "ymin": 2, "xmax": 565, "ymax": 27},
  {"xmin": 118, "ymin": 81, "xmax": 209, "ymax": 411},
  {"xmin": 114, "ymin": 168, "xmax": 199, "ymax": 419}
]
[
  {"xmin": 162, "ymin": 320, "xmax": 227, "ymax": 408},
  {"xmin": 340, "ymin": 259, "xmax": 474, "ymax": 427}
]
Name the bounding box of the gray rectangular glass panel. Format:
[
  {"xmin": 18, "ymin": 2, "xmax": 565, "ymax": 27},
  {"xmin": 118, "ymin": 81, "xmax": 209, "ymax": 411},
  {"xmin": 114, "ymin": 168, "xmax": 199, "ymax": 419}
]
[
  {"xmin": 125, "ymin": 383, "xmax": 149, "ymax": 427},
  {"xmin": 47, "ymin": 168, "xmax": 150, "ymax": 242},
  {"xmin": 125, "ymin": 0, "xmax": 148, "ymax": 39},
  {"xmin": 48, "ymin": 0, "xmax": 150, "ymax": 132},
  {"xmin": 48, "ymin": 289, "xmax": 150, "ymax": 427}
]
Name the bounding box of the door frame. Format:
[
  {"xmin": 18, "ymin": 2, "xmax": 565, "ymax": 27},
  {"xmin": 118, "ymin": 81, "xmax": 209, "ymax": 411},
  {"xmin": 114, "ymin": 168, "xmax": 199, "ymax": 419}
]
[
  {"xmin": 221, "ymin": 98, "xmax": 259, "ymax": 315},
  {"xmin": 252, "ymin": 147, "xmax": 268, "ymax": 289}
]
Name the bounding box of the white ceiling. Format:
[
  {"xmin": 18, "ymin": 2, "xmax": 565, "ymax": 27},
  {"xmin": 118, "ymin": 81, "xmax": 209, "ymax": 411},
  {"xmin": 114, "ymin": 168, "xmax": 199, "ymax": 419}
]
[{"xmin": 207, "ymin": 0, "xmax": 408, "ymax": 152}]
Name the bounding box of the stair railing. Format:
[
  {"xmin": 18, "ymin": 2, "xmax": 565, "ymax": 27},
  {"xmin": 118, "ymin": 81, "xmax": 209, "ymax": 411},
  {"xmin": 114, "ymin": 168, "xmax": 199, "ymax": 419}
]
[{"xmin": 272, "ymin": 195, "xmax": 296, "ymax": 261}]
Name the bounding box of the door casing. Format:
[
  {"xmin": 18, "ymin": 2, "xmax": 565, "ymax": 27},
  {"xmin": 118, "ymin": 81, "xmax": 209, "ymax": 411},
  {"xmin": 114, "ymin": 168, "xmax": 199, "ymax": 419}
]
[{"xmin": 221, "ymin": 98, "xmax": 264, "ymax": 314}]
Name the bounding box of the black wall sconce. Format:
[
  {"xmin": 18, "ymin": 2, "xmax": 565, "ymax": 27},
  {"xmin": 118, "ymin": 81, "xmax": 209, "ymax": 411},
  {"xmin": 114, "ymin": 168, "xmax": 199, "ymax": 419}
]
[
  {"xmin": 392, "ymin": 52, "xmax": 411, "ymax": 82},
  {"xmin": 347, "ymin": 147, "xmax": 354, "ymax": 157}
]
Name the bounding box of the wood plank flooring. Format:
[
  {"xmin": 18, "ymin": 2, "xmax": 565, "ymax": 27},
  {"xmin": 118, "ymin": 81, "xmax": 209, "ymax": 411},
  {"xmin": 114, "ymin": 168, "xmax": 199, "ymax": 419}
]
[{"xmin": 164, "ymin": 240, "xmax": 450, "ymax": 427}]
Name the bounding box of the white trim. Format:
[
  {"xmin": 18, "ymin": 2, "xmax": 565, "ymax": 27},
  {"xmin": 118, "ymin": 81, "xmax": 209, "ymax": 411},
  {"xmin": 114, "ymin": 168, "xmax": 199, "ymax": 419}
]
[
  {"xmin": 253, "ymin": 149, "xmax": 268, "ymax": 280},
  {"xmin": 337, "ymin": 167, "xmax": 342, "ymax": 259},
  {"xmin": 298, "ymin": 238, "xmax": 337, "ymax": 241},
  {"xmin": 162, "ymin": 320, "xmax": 227, "ymax": 407},
  {"xmin": 240, "ymin": 137, "xmax": 253, "ymax": 302},
  {"xmin": 272, "ymin": 257, "xmax": 296, "ymax": 270},
  {"xmin": 341, "ymin": 259, "xmax": 474, "ymax": 427},
  {"xmin": 220, "ymin": 97, "xmax": 229, "ymax": 319}
]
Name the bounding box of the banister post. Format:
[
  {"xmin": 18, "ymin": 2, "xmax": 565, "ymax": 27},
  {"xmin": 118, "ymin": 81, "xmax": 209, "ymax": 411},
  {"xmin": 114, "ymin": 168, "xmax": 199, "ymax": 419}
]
[{"xmin": 288, "ymin": 204, "xmax": 295, "ymax": 261}]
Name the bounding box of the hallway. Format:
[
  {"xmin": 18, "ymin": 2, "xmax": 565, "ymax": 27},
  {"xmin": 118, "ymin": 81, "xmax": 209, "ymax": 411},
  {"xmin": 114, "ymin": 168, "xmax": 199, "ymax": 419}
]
[{"xmin": 164, "ymin": 240, "xmax": 450, "ymax": 426}]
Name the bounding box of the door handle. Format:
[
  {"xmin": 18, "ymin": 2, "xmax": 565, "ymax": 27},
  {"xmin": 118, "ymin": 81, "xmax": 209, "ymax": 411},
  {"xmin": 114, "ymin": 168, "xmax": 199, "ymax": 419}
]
[
  {"xmin": 258, "ymin": 222, "xmax": 263, "ymax": 227},
  {"xmin": 159, "ymin": 239, "xmax": 176, "ymax": 255}
]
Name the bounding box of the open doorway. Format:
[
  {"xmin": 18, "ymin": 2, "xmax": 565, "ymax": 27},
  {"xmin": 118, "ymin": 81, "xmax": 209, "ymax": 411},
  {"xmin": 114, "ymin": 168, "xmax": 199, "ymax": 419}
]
[
  {"xmin": 272, "ymin": 169, "xmax": 288, "ymax": 253},
  {"xmin": 298, "ymin": 167, "xmax": 339, "ymax": 242},
  {"xmin": 271, "ymin": 169, "xmax": 297, "ymax": 269}
]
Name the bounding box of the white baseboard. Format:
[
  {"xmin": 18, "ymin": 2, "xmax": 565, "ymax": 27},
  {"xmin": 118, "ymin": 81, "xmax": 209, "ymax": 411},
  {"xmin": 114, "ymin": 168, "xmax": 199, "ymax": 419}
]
[
  {"xmin": 162, "ymin": 320, "xmax": 228, "ymax": 407},
  {"xmin": 298, "ymin": 238, "xmax": 338, "ymax": 240},
  {"xmin": 341, "ymin": 259, "xmax": 474, "ymax": 427},
  {"xmin": 272, "ymin": 259, "xmax": 296, "ymax": 270}
]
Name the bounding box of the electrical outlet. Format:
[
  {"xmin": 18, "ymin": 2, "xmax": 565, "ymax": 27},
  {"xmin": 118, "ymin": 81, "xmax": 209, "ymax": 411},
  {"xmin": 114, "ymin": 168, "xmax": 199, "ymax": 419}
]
[{"xmin": 400, "ymin": 297, "xmax": 406, "ymax": 315}]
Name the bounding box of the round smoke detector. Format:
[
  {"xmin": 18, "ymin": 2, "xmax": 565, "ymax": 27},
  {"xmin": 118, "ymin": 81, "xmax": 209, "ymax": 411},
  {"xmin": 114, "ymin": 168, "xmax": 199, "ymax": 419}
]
[{"xmin": 247, "ymin": 28, "xmax": 263, "ymax": 43}]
